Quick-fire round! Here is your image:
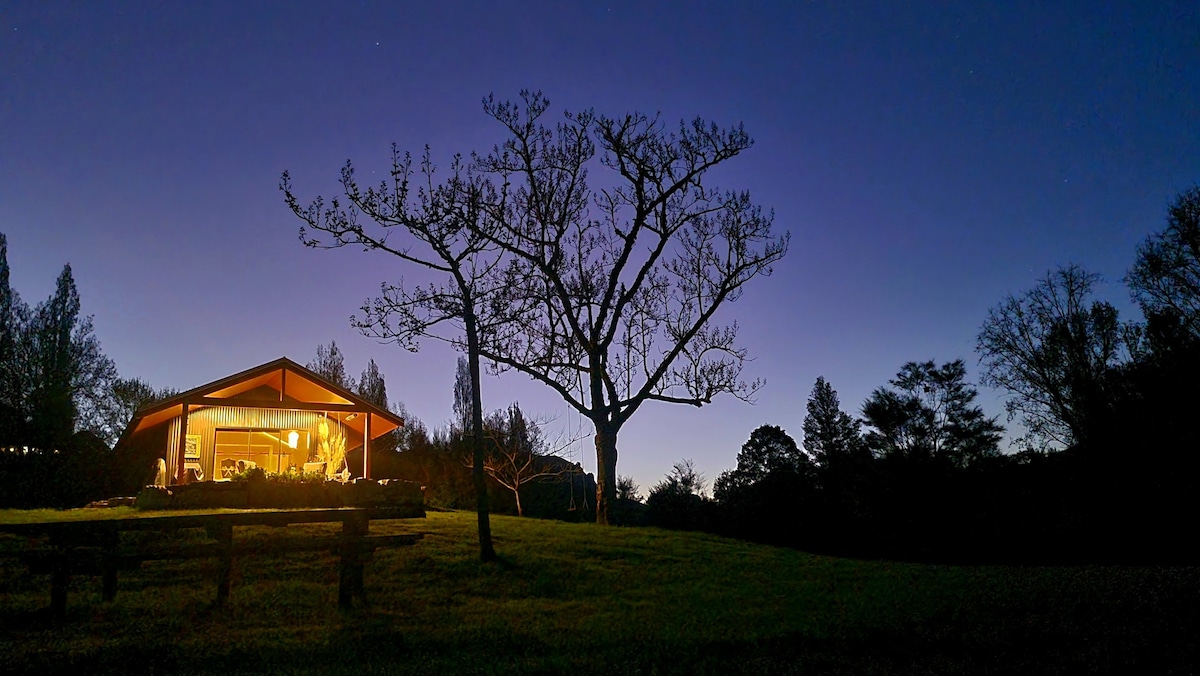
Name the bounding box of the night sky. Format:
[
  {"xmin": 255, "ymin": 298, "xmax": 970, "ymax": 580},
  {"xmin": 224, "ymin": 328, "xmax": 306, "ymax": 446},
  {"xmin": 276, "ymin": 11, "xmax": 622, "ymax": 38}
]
[{"xmin": 2, "ymin": 2, "xmax": 1197, "ymax": 489}]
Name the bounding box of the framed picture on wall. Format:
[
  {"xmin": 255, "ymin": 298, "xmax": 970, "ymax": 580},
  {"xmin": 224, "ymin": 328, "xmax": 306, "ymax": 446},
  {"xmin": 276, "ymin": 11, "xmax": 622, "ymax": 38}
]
[{"xmin": 184, "ymin": 434, "xmax": 201, "ymax": 460}]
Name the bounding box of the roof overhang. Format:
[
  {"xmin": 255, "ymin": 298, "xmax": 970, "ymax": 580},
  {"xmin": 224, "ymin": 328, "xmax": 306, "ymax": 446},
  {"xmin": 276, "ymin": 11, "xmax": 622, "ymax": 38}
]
[{"xmin": 121, "ymin": 357, "xmax": 403, "ymax": 441}]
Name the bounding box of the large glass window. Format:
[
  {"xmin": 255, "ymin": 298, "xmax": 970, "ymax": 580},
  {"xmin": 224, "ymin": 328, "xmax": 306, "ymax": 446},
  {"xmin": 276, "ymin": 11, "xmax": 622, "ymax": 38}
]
[{"xmin": 213, "ymin": 429, "xmax": 309, "ymax": 478}]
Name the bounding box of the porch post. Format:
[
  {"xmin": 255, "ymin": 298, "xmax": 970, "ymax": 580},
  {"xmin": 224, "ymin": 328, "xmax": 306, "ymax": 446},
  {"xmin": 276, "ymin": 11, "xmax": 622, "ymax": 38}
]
[
  {"xmin": 363, "ymin": 412, "xmax": 371, "ymax": 480},
  {"xmin": 176, "ymin": 403, "xmax": 190, "ymax": 484}
]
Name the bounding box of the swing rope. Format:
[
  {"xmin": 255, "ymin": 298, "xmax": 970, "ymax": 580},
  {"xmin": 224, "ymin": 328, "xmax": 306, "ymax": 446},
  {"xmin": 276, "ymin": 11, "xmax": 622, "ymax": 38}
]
[
  {"xmin": 567, "ymin": 375, "xmax": 589, "ymax": 512},
  {"xmin": 567, "ymin": 397, "xmax": 578, "ymax": 512},
  {"xmin": 577, "ymin": 376, "xmax": 590, "ymax": 512}
]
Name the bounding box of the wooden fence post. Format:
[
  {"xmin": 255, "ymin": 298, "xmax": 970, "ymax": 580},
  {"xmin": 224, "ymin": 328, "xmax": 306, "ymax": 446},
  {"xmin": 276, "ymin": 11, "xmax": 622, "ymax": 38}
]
[
  {"xmin": 339, "ymin": 511, "xmax": 368, "ymax": 610},
  {"xmin": 50, "ymin": 556, "xmax": 69, "ymax": 621},
  {"xmin": 209, "ymin": 522, "xmax": 234, "ymax": 606},
  {"xmin": 101, "ymin": 529, "xmax": 120, "ymax": 603}
]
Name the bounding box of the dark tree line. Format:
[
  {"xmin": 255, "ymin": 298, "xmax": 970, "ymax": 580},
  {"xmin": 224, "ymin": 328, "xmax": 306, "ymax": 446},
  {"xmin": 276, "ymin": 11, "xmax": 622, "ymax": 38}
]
[
  {"xmin": 671, "ymin": 362, "xmax": 1009, "ymax": 561},
  {"xmin": 1, "ymin": 234, "xmax": 114, "ymax": 450},
  {"xmin": 646, "ymin": 186, "xmax": 1200, "ymax": 564},
  {"xmin": 0, "ymin": 233, "xmax": 174, "ymax": 507}
]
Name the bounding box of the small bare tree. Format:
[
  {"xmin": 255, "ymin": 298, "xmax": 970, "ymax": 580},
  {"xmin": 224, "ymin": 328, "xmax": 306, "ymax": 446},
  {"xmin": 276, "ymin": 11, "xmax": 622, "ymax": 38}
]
[{"xmin": 478, "ymin": 403, "xmax": 577, "ymax": 517}]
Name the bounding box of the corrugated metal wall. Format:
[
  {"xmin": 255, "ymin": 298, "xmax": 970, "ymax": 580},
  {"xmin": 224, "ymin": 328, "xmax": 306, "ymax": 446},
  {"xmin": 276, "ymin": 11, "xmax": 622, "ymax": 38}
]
[{"xmin": 166, "ymin": 407, "xmax": 356, "ymax": 481}]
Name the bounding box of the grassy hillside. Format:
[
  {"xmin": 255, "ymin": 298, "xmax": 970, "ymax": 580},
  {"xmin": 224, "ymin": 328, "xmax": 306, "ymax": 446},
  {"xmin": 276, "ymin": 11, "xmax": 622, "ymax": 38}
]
[{"xmin": 1, "ymin": 509, "xmax": 1197, "ymax": 674}]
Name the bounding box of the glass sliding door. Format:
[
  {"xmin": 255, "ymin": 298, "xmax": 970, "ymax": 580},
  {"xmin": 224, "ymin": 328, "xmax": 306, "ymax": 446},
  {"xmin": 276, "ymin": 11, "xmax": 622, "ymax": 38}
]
[{"xmin": 214, "ymin": 429, "xmax": 309, "ymax": 478}]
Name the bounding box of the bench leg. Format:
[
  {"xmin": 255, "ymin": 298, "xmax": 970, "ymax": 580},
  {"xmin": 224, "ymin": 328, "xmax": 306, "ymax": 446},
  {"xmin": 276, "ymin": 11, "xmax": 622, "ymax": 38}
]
[
  {"xmin": 210, "ymin": 523, "xmax": 233, "ymax": 607},
  {"xmin": 102, "ymin": 567, "xmax": 118, "ymax": 602},
  {"xmin": 50, "ymin": 565, "xmax": 68, "ymax": 620},
  {"xmin": 101, "ymin": 530, "xmax": 120, "ymax": 602},
  {"xmin": 339, "ymin": 514, "xmax": 368, "ymax": 610},
  {"xmin": 338, "ymin": 558, "xmax": 364, "ymax": 610}
]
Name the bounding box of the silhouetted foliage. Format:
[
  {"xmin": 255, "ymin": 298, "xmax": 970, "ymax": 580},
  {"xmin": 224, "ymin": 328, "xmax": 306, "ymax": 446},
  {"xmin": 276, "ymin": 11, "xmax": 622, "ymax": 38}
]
[
  {"xmin": 1127, "ymin": 185, "xmax": 1200, "ymax": 339},
  {"xmin": 802, "ymin": 376, "xmax": 866, "ymax": 468},
  {"xmin": 862, "ymin": 359, "xmax": 1002, "ymax": 468},
  {"xmin": 307, "ymin": 340, "xmax": 353, "ymax": 390},
  {"xmin": 285, "ymin": 92, "xmax": 787, "ymax": 527},
  {"xmin": 703, "ymin": 368, "xmax": 1012, "ymax": 559},
  {"xmin": 616, "ymin": 475, "xmax": 641, "ymax": 502},
  {"xmin": 103, "ymin": 380, "xmax": 177, "ymax": 494},
  {"xmin": 0, "ymin": 234, "xmax": 22, "ymax": 432},
  {"xmin": 0, "ymin": 234, "xmax": 182, "ymax": 506},
  {"xmin": 356, "ymin": 358, "xmax": 387, "ymax": 409},
  {"xmin": 386, "ymin": 424, "xmax": 476, "ymax": 509},
  {"xmin": 20, "ymin": 264, "xmax": 118, "ymax": 449},
  {"xmin": 303, "ymin": 344, "xmax": 408, "ymax": 479},
  {"xmin": 714, "ymin": 424, "xmax": 811, "ymax": 501},
  {"xmin": 803, "ymin": 377, "xmax": 874, "ymax": 548},
  {"xmin": 711, "ymin": 426, "xmax": 819, "ymax": 545},
  {"xmin": 91, "ymin": 377, "xmax": 178, "ymax": 447},
  {"xmin": 1110, "ymin": 187, "xmax": 1200, "ymax": 490},
  {"xmin": 353, "ymin": 358, "xmax": 405, "ymax": 464},
  {"xmin": 0, "ymin": 234, "xmax": 27, "ymax": 448},
  {"xmin": 452, "ymin": 356, "xmax": 471, "ymax": 435},
  {"xmin": 666, "ymin": 458, "xmax": 708, "ymax": 496},
  {"xmin": 977, "ymin": 266, "xmax": 1133, "ymax": 450},
  {"xmin": 362, "ymin": 361, "xmax": 594, "ymax": 521},
  {"xmin": 695, "ymin": 187, "xmax": 1200, "ymax": 565},
  {"xmin": 646, "ymin": 459, "xmax": 715, "ymax": 531},
  {"xmin": 0, "ymin": 430, "xmax": 119, "ymax": 508},
  {"xmin": 0, "ymin": 241, "xmax": 126, "ymax": 489}
]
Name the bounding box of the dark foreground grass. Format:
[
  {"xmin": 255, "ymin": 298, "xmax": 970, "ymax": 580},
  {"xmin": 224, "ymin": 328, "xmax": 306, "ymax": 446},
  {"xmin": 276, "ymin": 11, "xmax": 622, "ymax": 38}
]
[{"xmin": 1, "ymin": 509, "xmax": 1197, "ymax": 674}]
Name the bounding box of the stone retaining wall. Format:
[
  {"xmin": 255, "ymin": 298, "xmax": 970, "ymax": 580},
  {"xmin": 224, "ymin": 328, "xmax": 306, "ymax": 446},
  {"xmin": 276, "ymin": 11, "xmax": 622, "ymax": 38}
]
[{"xmin": 136, "ymin": 478, "xmax": 424, "ymax": 511}]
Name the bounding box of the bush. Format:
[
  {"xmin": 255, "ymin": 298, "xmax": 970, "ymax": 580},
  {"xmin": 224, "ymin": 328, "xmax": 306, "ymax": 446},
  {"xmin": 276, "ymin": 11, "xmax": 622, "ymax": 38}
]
[
  {"xmin": 230, "ymin": 466, "xmax": 267, "ymax": 483},
  {"xmin": 267, "ymin": 470, "xmax": 328, "ymax": 485},
  {"xmin": 645, "ymin": 460, "xmax": 715, "ymax": 532}
]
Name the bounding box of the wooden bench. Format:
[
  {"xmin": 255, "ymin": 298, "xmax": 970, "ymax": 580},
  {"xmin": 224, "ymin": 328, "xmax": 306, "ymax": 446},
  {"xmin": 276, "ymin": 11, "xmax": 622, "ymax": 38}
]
[{"xmin": 0, "ymin": 507, "xmax": 424, "ymax": 619}]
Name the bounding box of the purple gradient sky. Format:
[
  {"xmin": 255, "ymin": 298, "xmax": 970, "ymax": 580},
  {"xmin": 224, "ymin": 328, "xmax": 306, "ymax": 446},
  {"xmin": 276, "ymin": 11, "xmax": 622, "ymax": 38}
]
[{"xmin": 2, "ymin": 2, "xmax": 1196, "ymax": 489}]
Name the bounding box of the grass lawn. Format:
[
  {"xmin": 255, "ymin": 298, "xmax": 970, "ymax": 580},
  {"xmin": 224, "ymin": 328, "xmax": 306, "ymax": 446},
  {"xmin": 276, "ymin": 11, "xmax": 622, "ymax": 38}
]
[{"xmin": 1, "ymin": 509, "xmax": 1197, "ymax": 674}]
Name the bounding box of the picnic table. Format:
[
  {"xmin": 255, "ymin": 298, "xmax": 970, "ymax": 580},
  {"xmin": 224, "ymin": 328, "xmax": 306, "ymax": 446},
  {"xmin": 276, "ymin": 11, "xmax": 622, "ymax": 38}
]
[{"xmin": 0, "ymin": 507, "xmax": 424, "ymax": 619}]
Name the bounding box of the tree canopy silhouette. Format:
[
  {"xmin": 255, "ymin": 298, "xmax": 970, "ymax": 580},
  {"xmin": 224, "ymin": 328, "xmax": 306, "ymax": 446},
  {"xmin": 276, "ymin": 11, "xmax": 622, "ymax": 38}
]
[
  {"xmin": 469, "ymin": 91, "xmax": 789, "ymax": 523},
  {"xmin": 0, "ymin": 244, "xmax": 117, "ymax": 451},
  {"xmin": 714, "ymin": 424, "xmax": 810, "ymax": 501},
  {"xmin": 0, "ymin": 232, "xmax": 26, "ymax": 443},
  {"xmin": 976, "ymin": 266, "xmax": 1132, "ymax": 450},
  {"xmin": 802, "ymin": 376, "xmax": 864, "ymax": 467},
  {"xmin": 862, "ymin": 359, "xmax": 1002, "ymax": 468},
  {"xmin": 1127, "ymin": 186, "xmax": 1200, "ymax": 340},
  {"xmin": 307, "ymin": 340, "xmax": 353, "ymax": 390}
]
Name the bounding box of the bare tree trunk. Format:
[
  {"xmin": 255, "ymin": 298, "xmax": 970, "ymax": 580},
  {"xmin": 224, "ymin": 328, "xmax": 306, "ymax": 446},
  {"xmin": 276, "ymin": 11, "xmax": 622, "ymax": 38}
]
[
  {"xmin": 465, "ymin": 302, "xmax": 497, "ymax": 562},
  {"xmin": 594, "ymin": 423, "xmax": 618, "ymax": 525},
  {"xmin": 514, "ymin": 488, "xmax": 523, "ymax": 518}
]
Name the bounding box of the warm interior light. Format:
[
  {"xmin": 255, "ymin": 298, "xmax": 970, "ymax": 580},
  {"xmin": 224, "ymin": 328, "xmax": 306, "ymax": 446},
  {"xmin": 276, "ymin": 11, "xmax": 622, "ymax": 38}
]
[
  {"xmin": 287, "ymin": 430, "xmax": 299, "ymax": 448},
  {"xmin": 345, "ymin": 413, "xmax": 358, "ymax": 421}
]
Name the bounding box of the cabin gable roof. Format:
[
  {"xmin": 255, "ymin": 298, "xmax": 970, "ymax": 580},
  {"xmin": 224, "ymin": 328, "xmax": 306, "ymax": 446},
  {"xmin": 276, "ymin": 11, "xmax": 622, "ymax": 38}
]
[{"xmin": 121, "ymin": 357, "xmax": 403, "ymax": 442}]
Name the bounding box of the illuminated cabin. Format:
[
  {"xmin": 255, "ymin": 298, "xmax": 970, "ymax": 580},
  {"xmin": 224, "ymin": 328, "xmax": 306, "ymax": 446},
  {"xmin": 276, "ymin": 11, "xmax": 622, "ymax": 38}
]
[{"xmin": 117, "ymin": 357, "xmax": 403, "ymax": 485}]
